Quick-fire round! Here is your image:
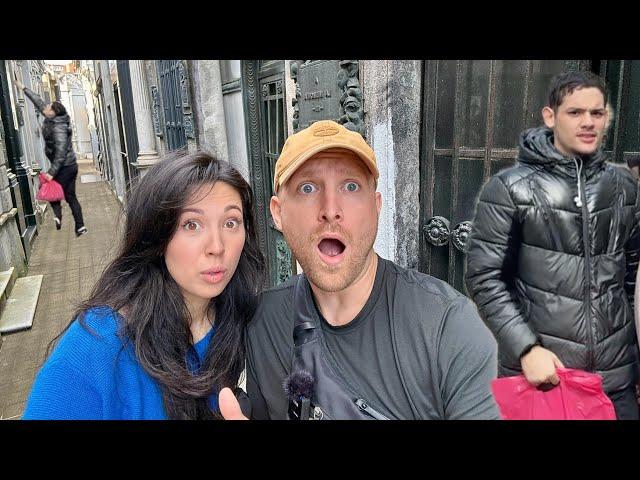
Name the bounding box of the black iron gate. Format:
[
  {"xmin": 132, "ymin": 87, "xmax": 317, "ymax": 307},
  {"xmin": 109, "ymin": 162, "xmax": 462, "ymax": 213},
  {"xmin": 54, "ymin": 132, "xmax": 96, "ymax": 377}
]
[
  {"xmin": 157, "ymin": 60, "xmax": 187, "ymax": 151},
  {"xmin": 419, "ymin": 60, "xmax": 586, "ymax": 293},
  {"xmin": 243, "ymin": 60, "xmax": 295, "ymax": 287},
  {"xmin": 112, "ymin": 83, "xmax": 131, "ymax": 192},
  {"xmin": 599, "ymin": 60, "xmax": 640, "ymax": 165},
  {"xmin": 116, "ymin": 61, "xmax": 139, "ymax": 188}
]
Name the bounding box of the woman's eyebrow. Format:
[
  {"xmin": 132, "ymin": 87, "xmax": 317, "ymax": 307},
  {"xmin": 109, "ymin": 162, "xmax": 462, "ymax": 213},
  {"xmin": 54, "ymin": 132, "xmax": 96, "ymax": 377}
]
[
  {"xmin": 224, "ymin": 204, "xmax": 243, "ymax": 213},
  {"xmin": 180, "ymin": 208, "xmax": 204, "ymax": 215}
]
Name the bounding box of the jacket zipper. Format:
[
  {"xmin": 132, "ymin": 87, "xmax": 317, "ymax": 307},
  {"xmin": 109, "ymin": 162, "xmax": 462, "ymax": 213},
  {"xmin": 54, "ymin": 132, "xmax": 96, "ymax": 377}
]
[
  {"xmin": 355, "ymin": 399, "xmax": 390, "ymax": 420},
  {"xmin": 576, "ymin": 158, "xmax": 594, "ymax": 371}
]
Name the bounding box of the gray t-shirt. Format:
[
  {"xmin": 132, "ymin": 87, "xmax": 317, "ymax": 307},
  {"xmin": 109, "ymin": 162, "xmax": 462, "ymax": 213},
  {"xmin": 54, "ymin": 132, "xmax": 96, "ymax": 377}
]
[{"xmin": 246, "ymin": 256, "xmax": 500, "ymax": 420}]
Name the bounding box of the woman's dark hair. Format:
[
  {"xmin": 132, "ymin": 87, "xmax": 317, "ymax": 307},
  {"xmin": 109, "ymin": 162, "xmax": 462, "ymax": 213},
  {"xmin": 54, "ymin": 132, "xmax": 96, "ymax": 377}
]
[
  {"xmin": 547, "ymin": 71, "xmax": 608, "ymax": 112},
  {"xmin": 49, "ymin": 101, "xmax": 67, "ymax": 116},
  {"xmin": 52, "ymin": 150, "xmax": 265, "ymax": 419}
]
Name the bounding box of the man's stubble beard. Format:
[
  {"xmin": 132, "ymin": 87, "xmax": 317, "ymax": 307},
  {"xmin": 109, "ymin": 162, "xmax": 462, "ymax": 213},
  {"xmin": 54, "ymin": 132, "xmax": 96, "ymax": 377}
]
[{"xmin": 281, "ymin": 220, "xmax": 378, "ymax": 293}]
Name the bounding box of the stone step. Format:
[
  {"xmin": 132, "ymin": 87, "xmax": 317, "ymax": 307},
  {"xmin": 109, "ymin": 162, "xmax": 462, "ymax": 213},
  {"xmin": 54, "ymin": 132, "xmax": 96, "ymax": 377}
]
[
  {"xmin": 0, "ymin": 275, "xmax": 43, "ymax": 334},
  {"xmin": 0, "ymin": 268, "xmax": 16, "ymax": 325},
  {"xmin": 0, "ymin": 267, "xmax": 15, "ymax": 302}
]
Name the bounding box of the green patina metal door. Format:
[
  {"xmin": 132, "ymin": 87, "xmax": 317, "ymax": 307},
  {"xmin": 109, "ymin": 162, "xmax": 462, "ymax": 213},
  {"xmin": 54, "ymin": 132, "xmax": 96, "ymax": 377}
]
[
  {"xmin": 418, "ymin": 60, "xmax": 589, "ymax": 293},
  {"xmin": 242, "ymin": 60, "xmax": 295, "ymax": 287}
]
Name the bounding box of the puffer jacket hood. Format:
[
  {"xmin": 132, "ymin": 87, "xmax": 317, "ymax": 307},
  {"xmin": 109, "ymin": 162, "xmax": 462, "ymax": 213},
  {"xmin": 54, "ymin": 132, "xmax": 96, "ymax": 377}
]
[
  {"xmin": 518, "ymin": 126, "xmax": 606, "ymax": 172},
  {"xmin": 519, "ymin": 127, "xmax": 566, "ymax": 165}
]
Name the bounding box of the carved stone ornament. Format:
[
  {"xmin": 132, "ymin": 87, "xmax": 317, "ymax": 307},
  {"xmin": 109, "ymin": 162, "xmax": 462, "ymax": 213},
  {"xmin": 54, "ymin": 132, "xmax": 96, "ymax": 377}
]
[
  {"xmin": 150, "ymin": 85, "xmax": 163, "ymax": 137},
  {"xmin": 276, "ymin": 238, "xmax": 292, "ymax": 284},
  {"xmin": 183, "ymin": 113, "xmax": 195, "ymax": 139},
  {"xmin": 243, "ymin": 61, "xmax": 267, "ymax": 257},
  {"xmin": 337, "ymin": 60, "xmax": 365, "ymax": 137},
  {"xmin": 178, "ymin": 61, "xmax": 190, "ymax": 109},
  {"xmin": 290, "ymin": 60, "xmax": 302, "ymax": 130}
]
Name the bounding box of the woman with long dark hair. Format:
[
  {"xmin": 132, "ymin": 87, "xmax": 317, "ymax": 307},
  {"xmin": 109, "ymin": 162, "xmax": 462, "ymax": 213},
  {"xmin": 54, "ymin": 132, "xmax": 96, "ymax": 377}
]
[
  {"xmin": 22, "ymin": 151, "xmax": 265, "ymax": 419},
  {"xmin": 14, "ymin": 76, "xmax": 87, "ymax": 236}
]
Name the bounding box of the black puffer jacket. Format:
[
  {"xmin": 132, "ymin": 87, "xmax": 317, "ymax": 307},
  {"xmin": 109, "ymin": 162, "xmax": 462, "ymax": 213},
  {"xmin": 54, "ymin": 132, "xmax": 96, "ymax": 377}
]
[
  {"xmin": 465, "ymin": 127, "xmax": 640, "ymax": 394},
  {"xmin": 24, "ymin": 87, "xmax": 76, "ymax": 177}
]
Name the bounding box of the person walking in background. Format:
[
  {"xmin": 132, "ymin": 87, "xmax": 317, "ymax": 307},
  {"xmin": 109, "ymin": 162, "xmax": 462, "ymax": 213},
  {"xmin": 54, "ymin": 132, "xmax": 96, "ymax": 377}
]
[{"xmin": 13, "ymin": 75, "xmax": 87, "ymax": 236}]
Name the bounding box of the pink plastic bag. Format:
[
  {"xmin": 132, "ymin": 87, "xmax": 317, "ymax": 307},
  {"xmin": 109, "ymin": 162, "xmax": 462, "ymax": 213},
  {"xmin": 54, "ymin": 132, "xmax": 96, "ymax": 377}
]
[
  {"xmin": 491, "ymin": 368, "xmax": 616, "ymax": 420},
  {"xmin": 36, "ymin": 173, "xmax": 64, "ymax": 202}
]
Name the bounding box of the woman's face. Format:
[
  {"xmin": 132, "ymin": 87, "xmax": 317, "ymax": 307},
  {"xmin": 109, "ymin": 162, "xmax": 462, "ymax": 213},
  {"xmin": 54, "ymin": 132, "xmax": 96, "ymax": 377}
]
[{"xmin": 164, "ymin": 181, "xmax": 246, "ymax": 314}]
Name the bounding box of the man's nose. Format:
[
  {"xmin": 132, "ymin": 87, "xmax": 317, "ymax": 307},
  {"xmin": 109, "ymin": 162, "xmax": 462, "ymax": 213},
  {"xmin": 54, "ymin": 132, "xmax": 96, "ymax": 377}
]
[
  {"xmin": 319, "ymin": 189, "xmax": 343, "ymax": 223},
  {"xmin": 581, "ymin": 112, "xmax": 595, "ymax": 127}
]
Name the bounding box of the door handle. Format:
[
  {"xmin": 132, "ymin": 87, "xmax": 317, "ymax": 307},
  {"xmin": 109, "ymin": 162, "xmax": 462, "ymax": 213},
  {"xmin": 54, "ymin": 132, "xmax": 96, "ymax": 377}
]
[
  {"xmin": 451, "ymin": 221, "xmax": 472, "ymax": 252},
  {"xmin": 424, "ymin": 217, "xmax": 473, "ymax": 252},
  {"xmin": 423, "ymin": 216, "xmax": 451, "ymax": 247}
]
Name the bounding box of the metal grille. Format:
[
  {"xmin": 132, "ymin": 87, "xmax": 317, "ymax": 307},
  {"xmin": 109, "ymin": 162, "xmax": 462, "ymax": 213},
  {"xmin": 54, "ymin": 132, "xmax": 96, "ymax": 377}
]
[
  {"xmin": 600, "ymin": 60, "xmax": 640, "ymax": 165},
  {"xmin": 115, "ymin": 61, "xmax": 139, "ymax": 185},
  {"xmin": 157, "ymin": 60, "xmax": 186, "ymax": 151},
  {"xmin": 259, "ymin": 73, "xmax": 292, "ymax": 285},
  {"xmin": 419, "ymin": 60, "xmax": 574, "ymax": 292},
  {"xmin": 261, "ymin": 76, "xmax": 285, "ymax": 196}
]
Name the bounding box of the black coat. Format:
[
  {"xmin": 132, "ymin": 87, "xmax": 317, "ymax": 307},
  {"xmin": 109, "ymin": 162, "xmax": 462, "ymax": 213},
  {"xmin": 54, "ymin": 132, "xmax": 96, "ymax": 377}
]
[
  {"xmin": 465, "ymin": 127, "xmax": 640, "ymax": 394},
  {"xmin": 24, "ymin": 87, "xmax": 76, "ymax": 177}
]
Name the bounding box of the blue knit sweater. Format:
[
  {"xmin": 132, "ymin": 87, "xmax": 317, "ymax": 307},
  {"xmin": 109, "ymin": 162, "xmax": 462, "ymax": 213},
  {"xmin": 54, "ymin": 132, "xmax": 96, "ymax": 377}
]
[{"xmin": 22, "ymin": 306, "xmax": 218, "ymax": 419}]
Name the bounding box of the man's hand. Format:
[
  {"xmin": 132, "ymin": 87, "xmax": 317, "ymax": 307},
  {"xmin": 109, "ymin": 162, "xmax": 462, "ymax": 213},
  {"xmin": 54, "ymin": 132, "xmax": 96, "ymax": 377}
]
[
  {"xmin": 219, "ymin": 387, "xmax": 248, "ymax": 420},
  {"xmin": 44, "ymin": 173, "xmax": 53, "ymax": 181},
  {"xmin": 520, "ymin": 345, "xmax": 564, "ymax": 387}
]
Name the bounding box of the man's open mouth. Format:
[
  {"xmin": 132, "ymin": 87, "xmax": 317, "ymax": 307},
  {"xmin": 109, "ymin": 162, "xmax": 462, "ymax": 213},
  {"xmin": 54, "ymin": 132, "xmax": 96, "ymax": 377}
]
[{"xmin": 317, "ymin": 238, "xmax": 346, "ymax": 258}]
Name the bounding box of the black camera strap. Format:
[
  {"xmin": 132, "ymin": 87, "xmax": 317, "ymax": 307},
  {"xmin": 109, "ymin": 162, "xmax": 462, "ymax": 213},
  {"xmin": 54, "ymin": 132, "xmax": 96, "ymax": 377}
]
[{"xmin": 289, "ymin": 274, "xmax": 390, "ymax": 420}]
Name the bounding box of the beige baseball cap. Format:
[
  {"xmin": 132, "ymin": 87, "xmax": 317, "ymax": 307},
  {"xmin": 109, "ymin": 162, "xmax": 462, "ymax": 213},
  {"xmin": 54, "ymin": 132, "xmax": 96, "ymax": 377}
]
[{"xmin": 273, "ymin": 120, "xmax": 378, "ymax": 193}]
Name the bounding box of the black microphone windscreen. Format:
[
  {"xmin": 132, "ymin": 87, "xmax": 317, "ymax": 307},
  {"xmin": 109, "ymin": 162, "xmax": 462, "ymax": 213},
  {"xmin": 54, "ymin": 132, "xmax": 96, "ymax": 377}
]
[{"xmin": 283, "ymin": 370, "xmax": 314, "ymax": 401}]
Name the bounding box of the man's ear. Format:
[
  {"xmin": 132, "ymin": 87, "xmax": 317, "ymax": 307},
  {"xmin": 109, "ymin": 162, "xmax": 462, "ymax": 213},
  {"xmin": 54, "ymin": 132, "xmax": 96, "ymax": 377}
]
[
  {"xmin": 542, "ymin": 106, "xmax": 556, "ymax": 129},
  {"xmin": 270, "ymin": 194, "xmax": 283, "ymax": 232},
  {"xmin": 375, "ymin": 191, "xmax": 382, "ymax": 217}
]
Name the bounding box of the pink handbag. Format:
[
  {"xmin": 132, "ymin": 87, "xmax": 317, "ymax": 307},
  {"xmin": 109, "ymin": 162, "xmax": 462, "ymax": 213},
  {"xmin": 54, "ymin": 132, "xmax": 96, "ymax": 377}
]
[
  {"xmin": 36, "ymin": 173, "xmax": 64, "ymax": 202},
  {"xmin": 491, "ymin": 368, "xmax": 617, "ymax": 420}
]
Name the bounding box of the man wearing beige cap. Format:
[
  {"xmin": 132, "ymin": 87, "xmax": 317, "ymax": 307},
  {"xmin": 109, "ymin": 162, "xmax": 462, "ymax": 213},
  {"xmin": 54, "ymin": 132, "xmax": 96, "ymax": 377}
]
[{"xmin": 219, "ymin": 120, "xmax": 499, "ymax": 420}]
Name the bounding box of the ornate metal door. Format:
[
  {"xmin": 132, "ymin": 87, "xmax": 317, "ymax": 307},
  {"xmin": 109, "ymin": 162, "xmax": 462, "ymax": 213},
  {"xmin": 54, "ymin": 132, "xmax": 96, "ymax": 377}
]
[
  {"xmin": 112, "ymin": 83, "xmax": 131, "ymax": 191},
  {"xmin": 115, "ymin": 61, "xmax": 139, "ymax": 187},
  {"xmin": 243, "ymin": 60, "xmax": 295, "ymax": 287},
  {"xmin": 157, "ymin": 60, "xmax": 187, "ymax": 151},
  {"xmin": 419, "ymin": 60, "xmax": 586, "ymax": 293}
]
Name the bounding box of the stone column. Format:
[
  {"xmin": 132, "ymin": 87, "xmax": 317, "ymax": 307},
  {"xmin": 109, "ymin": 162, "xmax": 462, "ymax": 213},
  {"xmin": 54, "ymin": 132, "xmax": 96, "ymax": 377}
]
[
  {"xmin": 129, "ymin": 60, "xmax": 159, "ymax": 176},
  {"xmin": 193, "ymin": 60, "xmax": 229, "ymax": 162},
  {"xmin": 362, "ymin": 60, "xmax": 422, "ymax": 269}
]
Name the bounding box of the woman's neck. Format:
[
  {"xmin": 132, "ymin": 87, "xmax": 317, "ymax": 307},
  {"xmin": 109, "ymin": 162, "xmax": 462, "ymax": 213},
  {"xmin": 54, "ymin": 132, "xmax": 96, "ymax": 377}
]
[{"xmin": 185, "ymin": 298, "xmax": 213, "ymax": 343}]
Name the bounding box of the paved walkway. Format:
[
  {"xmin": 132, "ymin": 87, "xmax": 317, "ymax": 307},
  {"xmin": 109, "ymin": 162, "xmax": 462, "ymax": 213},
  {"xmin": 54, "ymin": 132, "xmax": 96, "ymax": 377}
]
[{"xmin": 0, "ymin": 159, "xmax": 122, "ymax": 419}]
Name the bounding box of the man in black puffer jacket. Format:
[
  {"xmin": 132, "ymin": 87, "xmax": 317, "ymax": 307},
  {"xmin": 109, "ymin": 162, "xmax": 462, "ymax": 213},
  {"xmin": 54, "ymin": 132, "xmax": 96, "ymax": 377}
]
[
  {"xmin": 466, "ymin": 71, "xmax": 640, "ymax": 419},
  {"xmin": 14, "ymin": 76, "xmax": 87, "ymax": 237}
]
